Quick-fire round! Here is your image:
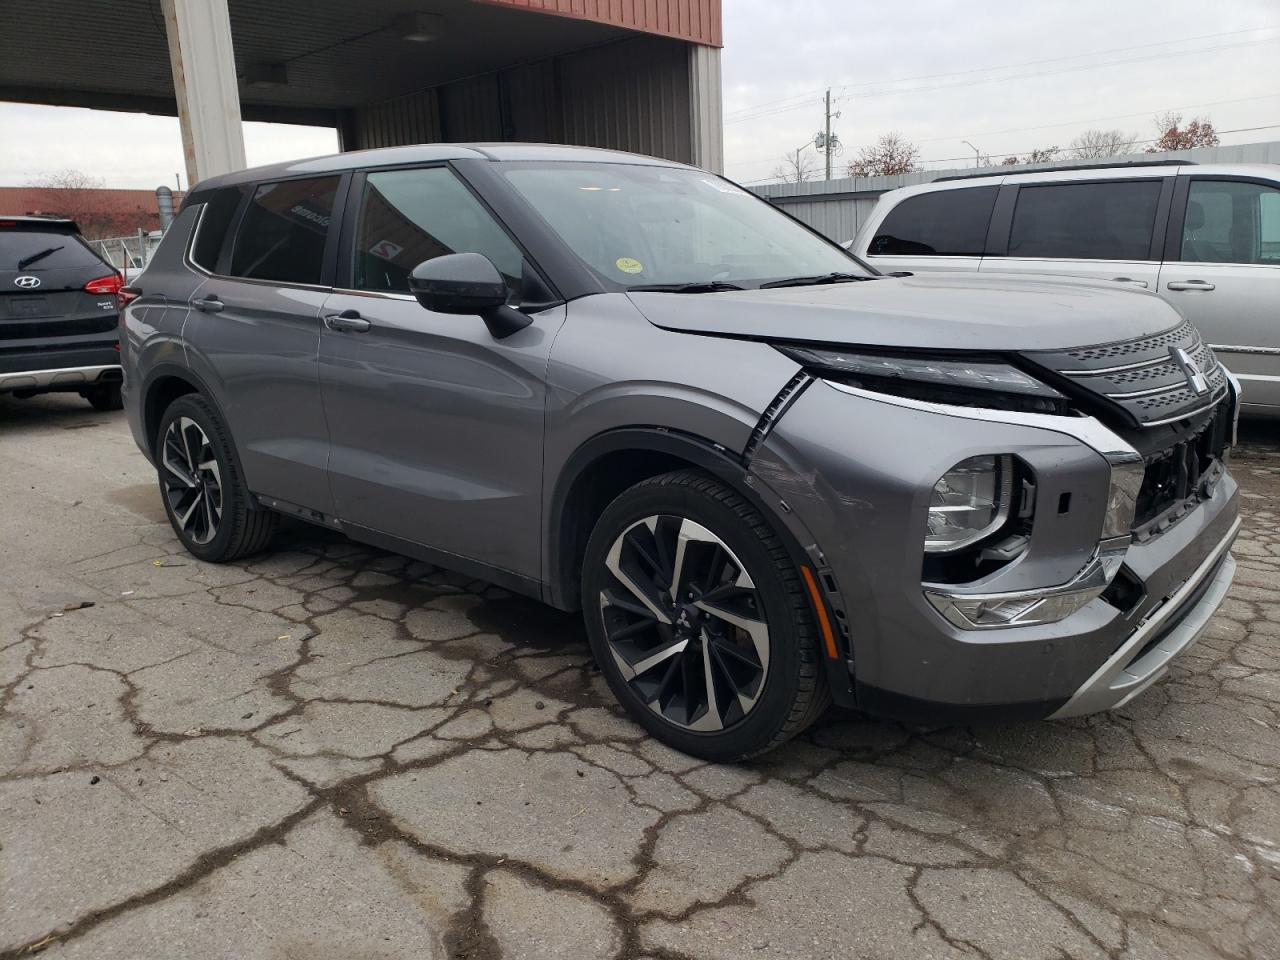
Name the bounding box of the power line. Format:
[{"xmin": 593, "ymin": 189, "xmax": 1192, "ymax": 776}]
[
  {"xmin": 723, "ymin": 92, "xmax": 1280, "ymax": 170},
  {"xmin": 725, "ymin": 28, "xmax": 1280, "ymax": 124},
  {"xmin": 723, "ymin": 25, "xmax": 1279, "ymax": 121},
  {"xmin": 734, "ymin": 122, "xmax": 1280, "ymax": 185}
]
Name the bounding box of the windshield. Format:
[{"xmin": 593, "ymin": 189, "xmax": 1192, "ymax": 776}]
[{"xmin": 500, "ymin": 162, "xmax": 868, "ymax": 289}]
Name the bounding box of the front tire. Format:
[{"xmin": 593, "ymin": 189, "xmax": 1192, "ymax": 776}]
[
  {"xmin": 155, "ymin": 394, "xmax": 278, "ymax": 562},
  {"xmin": 582, "ymin": 470, "xmax": 830, "ymax": 761}
]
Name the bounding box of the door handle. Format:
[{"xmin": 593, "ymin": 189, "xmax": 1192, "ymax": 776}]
[
  {"xmin": 1166, "ymin": 280, "xmax": 1216, "ymax": 292},
  {"xmin": 1111, "ymin": 276, "xmax": 1148, "ymax": 288},
  {"xmin": 324, "ymin": 309, "xmax": 371, "ymax": 333},
  {"xmin": 193, "ymin": 295, "xmax": 224, "ymax": 313}
]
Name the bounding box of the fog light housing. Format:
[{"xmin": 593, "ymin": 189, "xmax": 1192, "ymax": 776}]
[
  {"xmin": 926, "ymin": 541, "xmax": 1128, "ymax": 629},
  {"xmin": 925, "ymin": 454, "xmax": 1015, "ymax": 553}
]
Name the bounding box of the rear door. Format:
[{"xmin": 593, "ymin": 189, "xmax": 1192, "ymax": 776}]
[
  {"xmin": 979, "ymin": 176, "xmax": 1170, "ymax": 291},
  {"xmin": 182, "ymin": 174, "xmax": 344, "ymax": 516},
  {"xmin": 0, "ymin": 221, "xmax": 121, "ymax": 372},
  {"xmin": 860, "ymin": 184, "xmax": 999, "ymax": 274},
  {"xmin": 1159, "ymin": 175, "xmax": 1280, "ymax": 411}
]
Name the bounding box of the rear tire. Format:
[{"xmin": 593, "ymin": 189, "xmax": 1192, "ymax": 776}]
[
  {"xmin": 581, "ymin": 469, "xmax": 830, "ymax": 761},
  {"xmin": 155, "ymin": 393, "xmax": 278, "ymax": 563},
  {"xmin": 84, "ymin": 383, "xmax": 123, "ymax": 411}
]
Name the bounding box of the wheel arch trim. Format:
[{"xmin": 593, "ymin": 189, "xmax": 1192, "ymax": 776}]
[
  {"xmin": 543, "ymin": 427, "xmax": 856, "ymax": 704},
  {"xmin": 139, "ymin": 362, "xmax": 265, "ymax": 513}
]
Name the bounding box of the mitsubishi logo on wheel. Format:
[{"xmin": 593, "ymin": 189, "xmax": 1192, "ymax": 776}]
[
  {"xmin": 14, "ymin": 275, "xmax": 41, "ymax": 288},
  {"xmin": 1170, "ymin": 346, "xmax": 1209, "ymax": 397}
]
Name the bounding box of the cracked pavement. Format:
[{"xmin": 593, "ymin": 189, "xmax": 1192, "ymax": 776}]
[{"xmin": 2, "ymin": 393, "xmax": 1279, "ymax": 960}]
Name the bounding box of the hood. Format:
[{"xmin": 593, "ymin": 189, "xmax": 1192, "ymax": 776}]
[{"xmin": 627, "ymin": 272, "xmax": 1184, "ymax": 353}]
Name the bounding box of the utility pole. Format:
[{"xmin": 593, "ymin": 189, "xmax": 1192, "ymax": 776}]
[
  {"xmin": 824, "ymin": 89, "xmax": 833, "ymax": 180},
  {"xmin": 962, "ymin": 140, "xmax": 982, "ymax": 168}
]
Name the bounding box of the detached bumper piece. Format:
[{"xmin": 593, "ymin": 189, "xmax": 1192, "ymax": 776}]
[{"xmin": 1050, "ymin": 516, "xmax": 1240, "ymax": 718}]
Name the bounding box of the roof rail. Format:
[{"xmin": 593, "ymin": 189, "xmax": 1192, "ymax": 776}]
[{"xmin": 932, "ymin": 159, "xmax": 1193, "ymax": 182}]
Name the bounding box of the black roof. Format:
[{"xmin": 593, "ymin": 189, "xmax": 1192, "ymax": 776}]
[{"xmin": 189, "ymin": 143, "xmax": 690, "ymax": 197}]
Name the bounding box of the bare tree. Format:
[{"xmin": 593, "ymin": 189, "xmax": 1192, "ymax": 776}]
[
  {"xmin": 1067, "ymin": 129, "xmax": 1138, "ymax": 160},
  {"xmin": 771, "ymin": 150, "xmax": 819, "ymax": 184},
  {"xmin": 1000, "ymin": 146, "xmax": 1060, "ymax": 167},
  {"xmin": 1146, "ymin": 112, "xmax": 1220, "ymax": 152},
  {"xmin": 848, "ymin": 133, "xmax": 920, "ymax": 177},
  {"xmin": 24, "ymin": 169, "xmax": 122, "ymax": 239}
]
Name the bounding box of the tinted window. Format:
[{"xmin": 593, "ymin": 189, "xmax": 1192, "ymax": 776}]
[
  {"xmin": 1007, "ymin": 180, "xmax": 1161, "ymax": 261},
  {"xmin": 0, "ymin": 228, "xmax": 102, "ymax": 270},
  {"xmin": 229, "ymin": 176, "xmax": 338, "ymax": 284},
  {"xmin": 190, "ymin": 186, "xmax": 247, "ymax": 271},
  {"xmin": 1181, "ymin": 179, "xmax": 1280, "ymax": 265},
  {"xmin": 869, "ymin": 187, "xmax": 998, "ymax": 257},
  {"xmin": 354, "ymin": 167, "xmax": 523, "ymax": 294}
]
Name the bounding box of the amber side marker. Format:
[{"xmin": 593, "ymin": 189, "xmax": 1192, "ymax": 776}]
[{"xmin": 800, "ymin": 565, "xmax": 840, "ymax": 660}]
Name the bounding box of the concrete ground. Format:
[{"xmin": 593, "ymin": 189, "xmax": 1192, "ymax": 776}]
[{"xmin": 1, "ymin": 393, "xmax": 1278, "ymax": 960}]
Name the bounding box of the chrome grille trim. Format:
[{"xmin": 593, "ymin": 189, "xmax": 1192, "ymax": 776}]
[{"xmin": 1022, "ymin": 320, "xmax": 1227, "ymax": 427}]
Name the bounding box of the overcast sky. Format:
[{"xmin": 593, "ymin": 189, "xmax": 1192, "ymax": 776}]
[{"xmin": 0, "ymin": 0, "xmax": 1276, "ymax": 190}]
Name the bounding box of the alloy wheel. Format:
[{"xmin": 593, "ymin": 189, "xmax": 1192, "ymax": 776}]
[
  {"xmin": 161, "ymin": 417, "xmax": 223, "ymax": 545},
  {"xmin": 599, "ymin": 515, "xmax": 770, "ymax": 732}
]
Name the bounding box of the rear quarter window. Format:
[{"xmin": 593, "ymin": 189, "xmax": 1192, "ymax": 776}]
[
  {"xmin": 189, "ymin": 186, "xmax": 248, "ymax": 272},
  {"xmin": 869, "ymin": 186, "xmax": 998, "ymax": 257}
]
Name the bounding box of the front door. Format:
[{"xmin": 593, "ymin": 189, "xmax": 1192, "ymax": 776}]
[
  {"xmin": 1160, "ymin": 176, "xmax": 1280, "ymax": 410},
  {"xmin": 319, "ymin": 164, "xmax": 563, "ymax": 582}
]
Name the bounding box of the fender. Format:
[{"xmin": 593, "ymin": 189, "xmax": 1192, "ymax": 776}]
[{"xmin": 544, "ymin": 426, "xmax": 857, "ymax": 707}]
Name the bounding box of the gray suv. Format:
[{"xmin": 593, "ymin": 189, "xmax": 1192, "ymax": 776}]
[{"xmin": 121, "ymin": 145, "xmax": 1241, "ymax": 760}]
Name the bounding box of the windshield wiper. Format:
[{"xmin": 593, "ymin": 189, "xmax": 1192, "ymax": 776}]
[
  {"xmin": 16, "ymin": 245, "xmax": 64, "ymax": 270},
  {"xmin": 628, "ymin": 281, "xmax": 746, "ymax": 294},
  {"xmin": 758, "ymin": 272, "xmax": 871, "ymax": 289}
]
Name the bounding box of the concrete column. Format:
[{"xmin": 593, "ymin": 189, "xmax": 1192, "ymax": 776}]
[
  {"xmin": 688, "ymin": 45, "xmax": 724, "ymax": 174},
  {"xmin": 161, "ymin": 0, "xmax": 246, "ymax": 187}
]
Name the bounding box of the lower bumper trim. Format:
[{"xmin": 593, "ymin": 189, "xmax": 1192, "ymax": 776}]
[
  {"xmin": 1049, "ymin": 516, "xmax": 1240, "ymax": 719},
  {"xmin": 0, "ymin": 363, "xmax": 122, "ymax": 392}
]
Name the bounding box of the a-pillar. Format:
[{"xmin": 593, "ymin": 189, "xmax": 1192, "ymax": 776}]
[{"xmin": 160, "ymin": 0, "xmax": 247, "ymax": 188}]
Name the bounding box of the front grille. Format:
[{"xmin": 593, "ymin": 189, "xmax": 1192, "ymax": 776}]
[
  {"xmin": 1022, "ymin": 320, "xmax": 1229, "ymax": 427},
  {"xmin": 1132, "ymin": 400, "xmax": 1232, "ymax": 538}
]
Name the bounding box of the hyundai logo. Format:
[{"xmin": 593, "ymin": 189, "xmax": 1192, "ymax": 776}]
[
  {"xmin": 1170, "ymin": 346, "xmax": 1209, "ymax": 397},
  {"xmin": 14, "ymin": 275, "xmax": 41, "ymax": 289}
]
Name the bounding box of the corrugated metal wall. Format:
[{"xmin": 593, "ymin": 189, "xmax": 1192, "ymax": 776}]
[
  {"xmin": 474, "ymin": 0, "xmax": 721, "ymax": 46},
  {"xmin": 752, "ymin": 140, "xmax": 1280, "ymax": 243},
  {"xmin": 350, "ymin": 90, "xmax": 442, "ymax": 150},
  {"xmin": 558, "ymin": 37, "xmax": 691, "ymax": 162},
  {"xmin": 345, "ymin": 35, "xmax": 696, "ymax": 166}
]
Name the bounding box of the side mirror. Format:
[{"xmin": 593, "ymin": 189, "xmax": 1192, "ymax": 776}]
[{"xmin": 408, "ymin": 252, "xmax": 531, "ymax": 339}]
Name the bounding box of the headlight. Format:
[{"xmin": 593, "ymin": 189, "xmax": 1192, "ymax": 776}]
[
  {"xmin": 776, "ymin": 346, "xmax": 1069, "ymax": 414},
  {"xmin": 925, "ymin": 455, "xmax": 1015, "ymax": 553}
]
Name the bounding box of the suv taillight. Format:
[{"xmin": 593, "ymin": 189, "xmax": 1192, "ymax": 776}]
[
  {"xmin": 85, "ymin": 273, "xmax": 124, "ymax": 295},
  {"xmin": 118, "ymin": 286, "xmax": 141, "ymax": 310}
]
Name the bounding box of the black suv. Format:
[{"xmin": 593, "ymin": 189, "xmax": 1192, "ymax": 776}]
[{"xmin": 1, "ymin": 216, "xmax": 125, "ymax": 410}]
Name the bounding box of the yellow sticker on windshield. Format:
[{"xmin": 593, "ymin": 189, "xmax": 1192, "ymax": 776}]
[{"xmin": 615, "ymin": 257, "xmax": 644, "ymax": 275}]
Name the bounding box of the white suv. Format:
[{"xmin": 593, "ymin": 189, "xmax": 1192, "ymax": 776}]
[{"xmin": 851, "ymin": 161, "xmax": 1280, "ymax": 413}]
